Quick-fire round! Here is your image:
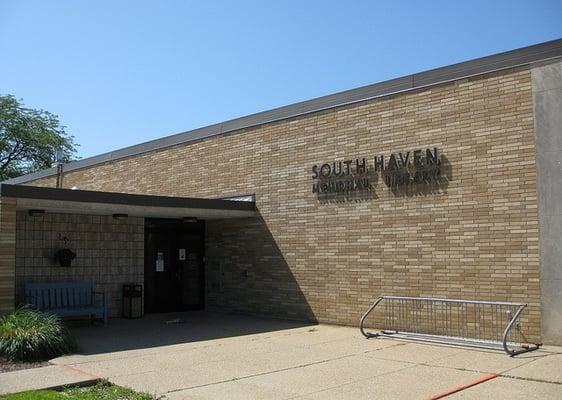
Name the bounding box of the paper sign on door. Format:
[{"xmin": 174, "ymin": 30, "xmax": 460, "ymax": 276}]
[{"xmin": 156, "ymin": 252, "xmax": 164, "ymax": 272}]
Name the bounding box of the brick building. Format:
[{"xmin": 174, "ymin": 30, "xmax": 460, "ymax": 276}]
[{"xmin": 1, "ymin": 39, "xmax": 561, "ymax": 345}]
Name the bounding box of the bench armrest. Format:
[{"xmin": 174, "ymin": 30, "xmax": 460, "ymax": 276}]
[{"xmin": 93, "ymin": 291, "xmax": 108, "ymax": 324}]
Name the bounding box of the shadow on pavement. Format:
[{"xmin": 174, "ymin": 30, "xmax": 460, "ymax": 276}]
[{"xmin": 68, "ymin": 311, "xmax": 314, "ymax": 355}]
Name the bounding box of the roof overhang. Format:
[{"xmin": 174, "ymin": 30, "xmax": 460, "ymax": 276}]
[{"xmin": 0, "ymin": 184, "xmax": 256, "ymax": 220}]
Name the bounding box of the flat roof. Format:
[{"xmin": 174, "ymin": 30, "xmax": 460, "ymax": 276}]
[
  {"xmin": 4, "ymin": 38, "xmax": 562, "ymax": 185},
  {"xmin": 0, "ymin": 184, "xmax": 256, "ymax": 219}
]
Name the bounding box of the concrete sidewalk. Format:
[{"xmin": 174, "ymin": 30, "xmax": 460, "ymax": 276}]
[
  {"xmin": 0, "ymin": 364, "xmax": 100, "ymax": 395},
  {"xmin": 1, "ymin": 312, "xmax": 561, "ymax": 399},
  {"xmin": 57, "ymin": 313, "xmax": 562, "ymax": 399}
]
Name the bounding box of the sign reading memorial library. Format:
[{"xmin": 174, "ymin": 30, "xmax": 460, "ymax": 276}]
[{"xmin": 311, "ymin": 147, "xmax": 442, "ymax": 195}]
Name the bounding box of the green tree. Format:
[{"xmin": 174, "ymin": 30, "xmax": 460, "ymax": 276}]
[{"xmin": 0, "ymin": 95, "xmax": 77, "ymax": 181}]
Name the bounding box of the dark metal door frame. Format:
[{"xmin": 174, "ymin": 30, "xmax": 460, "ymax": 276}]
[{"xmin": 144, "ymin": 218, "xmax": 205, "ymax": 313}]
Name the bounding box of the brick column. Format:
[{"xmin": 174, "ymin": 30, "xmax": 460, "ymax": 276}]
[{"xmin": 0, "ymin": 196, "xmax": 17, "ymax": 315}]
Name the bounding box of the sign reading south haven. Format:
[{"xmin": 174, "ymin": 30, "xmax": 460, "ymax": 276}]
[{"xmin": 311, "ymin": 147, "xmax": 441, "ymax": 195}]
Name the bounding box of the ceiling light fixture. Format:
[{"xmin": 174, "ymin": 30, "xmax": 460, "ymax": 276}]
[{"xmin": 28, "ymin": 209, "xmax": 45, "ymax": 217}]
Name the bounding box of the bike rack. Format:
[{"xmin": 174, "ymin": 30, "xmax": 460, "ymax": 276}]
[{"xmin": 360, "ymin": 296, "xmax": 541, "ymax": 356}]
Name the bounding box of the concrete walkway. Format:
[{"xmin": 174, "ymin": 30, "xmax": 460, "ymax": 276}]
[
  {"xmin": 2, "ymin": 312, "xmax": 561, "ymax": 399},
  {"xmin": 0, "ymin": 364, "xmax": 100, "ymax": 395}
]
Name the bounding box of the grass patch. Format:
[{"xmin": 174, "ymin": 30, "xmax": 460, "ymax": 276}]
[
  {"xmin": 0, "ymin": 308, "xmax": 76, "ymax": 362},
  {"xmin": 0, "ymin": 381, "xmax": 156, "ymax": 400},
  {"xmin": 0, "ymin": 390, "xmax": 64, "ymax": 400}
]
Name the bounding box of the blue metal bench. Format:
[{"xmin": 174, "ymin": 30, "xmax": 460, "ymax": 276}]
[{"xmin": 24, "ymin": 281, "xmax": 107, "ymax": 325}]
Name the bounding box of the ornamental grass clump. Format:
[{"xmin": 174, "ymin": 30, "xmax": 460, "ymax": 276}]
[{"xmin": 0, "ymin": 307, "xmax": 76, "ymax": 362}]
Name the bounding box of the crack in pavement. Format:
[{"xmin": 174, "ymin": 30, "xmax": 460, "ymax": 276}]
[
  {"xmin": 498, "ymin": 374, "xmax": 562, "ymax": 385},
  {"xmin": 163, "ymin": 342, "xmax": 409, "ymax": 395}
]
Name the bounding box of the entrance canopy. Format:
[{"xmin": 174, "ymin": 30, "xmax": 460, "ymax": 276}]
[{"xmin": 0, "ymin": 184, "xmax": 256, "ymax": 220}]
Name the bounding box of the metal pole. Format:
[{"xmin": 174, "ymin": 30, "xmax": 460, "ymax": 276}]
[{"xmin": 56, "ymin": 163, "xmax": 64, "ymax": 188}]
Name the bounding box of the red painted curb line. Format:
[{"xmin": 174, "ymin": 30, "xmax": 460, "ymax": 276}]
[
  {"xmin": 59, "ymin": 364, "xmax": 102, "ymax": 381},
  {"xmin": 424, "ymin": 373, "xmax": 499, "ymax": 400}
]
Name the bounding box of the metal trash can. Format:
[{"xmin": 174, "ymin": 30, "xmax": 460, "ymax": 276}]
[{"xmin": 123, "ymin": 283, "xmax": 143, "ymax": 318}]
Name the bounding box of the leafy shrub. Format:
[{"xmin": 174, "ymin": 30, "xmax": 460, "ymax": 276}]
[{"xmin": 0, "ymin": 308, "xmax": 76, "ymax": 362}]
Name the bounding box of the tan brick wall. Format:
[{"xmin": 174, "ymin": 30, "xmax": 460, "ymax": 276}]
[
  {"xmin": 15, "ymin": 212, "xmax": 144, "ymax": 317},
  {"xmin": 205, "ymin": 217, "xmax": 316, "ymax": 321},
  {"xmin": 0, "ymin": 197, "xmax": 17, "ymax": 315},
  {"xmin": 26, "ymin": 67, "xmax": 541, "ymax": 339}
]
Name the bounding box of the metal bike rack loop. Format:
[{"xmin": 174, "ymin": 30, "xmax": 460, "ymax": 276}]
[{"xmin": 360, "ymin": 295, "xmax": 541, "ymax": 356}]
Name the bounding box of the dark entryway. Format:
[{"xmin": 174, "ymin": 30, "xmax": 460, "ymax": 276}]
[{"xmin": 144, "ymin": 218, "xmax": 205, "ymax": 313}]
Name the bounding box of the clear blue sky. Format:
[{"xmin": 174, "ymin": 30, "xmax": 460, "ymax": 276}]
[{"xmin": 1, "ymin": 1, "xmax": 561, "ymax": 159}]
